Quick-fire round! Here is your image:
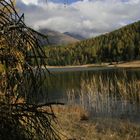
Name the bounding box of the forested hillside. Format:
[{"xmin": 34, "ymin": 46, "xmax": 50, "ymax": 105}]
[{"xmin": 45, "ymin": 20, "xmax": 140, "ymax": 66}]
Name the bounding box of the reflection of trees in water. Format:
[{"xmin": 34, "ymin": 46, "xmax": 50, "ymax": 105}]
[
  {"xmin": 46, "ymin": 69, "xmax": 140, "ymax": 91},
  {"xmin": 23, "ymin": 69, "xmax": 140, "ymax": 106}
]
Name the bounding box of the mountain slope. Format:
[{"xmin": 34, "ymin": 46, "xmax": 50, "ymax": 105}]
[
  {"xmin": 64, "ymin": 32, "xmax": 85, "ymax": 40},
  {"xmin": 45, "ymin": 20, "xmax": 140, "ymax": 66},
  {"xmin": 39, "ymin": 29, "xmax": 79, "ymax": 45}
]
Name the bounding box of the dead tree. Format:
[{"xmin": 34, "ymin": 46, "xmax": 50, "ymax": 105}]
[{"xmin": 0, "ymin": 0, "xmax": 62, "ymax": 139}]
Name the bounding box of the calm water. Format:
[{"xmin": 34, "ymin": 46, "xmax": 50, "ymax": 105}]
[
  {"xmin": 43, "ymin": 68, "xmax": 140, "ymax": 100},
  {"xmin": 32, "ymin": 67, "xmax": 140, "ymax": 119}
]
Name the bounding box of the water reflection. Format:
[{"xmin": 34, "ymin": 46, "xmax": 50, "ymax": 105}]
[
  {"xmin": 31, "ymin": 68, "xmax": 140, "ymax": 120},
  {"xmin": 45, "ymin": 68, "xmax": 140, "ymax": 99}
]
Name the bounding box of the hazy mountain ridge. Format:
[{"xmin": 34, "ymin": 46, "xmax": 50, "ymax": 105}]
[
  {"xmin": 64, "ymin": 32, "xmax": 85, "ymax": 40},
  {"xmin": 39, "ymin": 29, "xmax": 79, "ymax": 45}
]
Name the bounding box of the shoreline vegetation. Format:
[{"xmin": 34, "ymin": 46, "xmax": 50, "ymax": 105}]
[
  {"xmin": 1, "ymin": 60, "xmax": 140, "ymax": 73},
  {"xmin": 45, "ymin": 105, "xmax": 140, "ymax": 140},
  {"xmin": 47, "ymin": 60, "xmax": 140, "ymax": 70}
]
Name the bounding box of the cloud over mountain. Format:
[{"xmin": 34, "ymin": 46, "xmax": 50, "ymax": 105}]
[{"xmin": 17, "ymin": 0, "xmax": 140, "ymax": 37}]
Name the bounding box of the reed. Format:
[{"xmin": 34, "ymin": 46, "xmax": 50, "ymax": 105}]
[{"xmin": 66, "ymin": 72, "xmax": 140, "ymax": 118}]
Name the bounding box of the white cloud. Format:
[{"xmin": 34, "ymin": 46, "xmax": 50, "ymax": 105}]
[
  {"xmin": 21, "ymin": 0, "xmax": 38, "ymax": 5},
  {"xmin": 17, "ymin": 0, "xmax": 140, "ymax": 38}
]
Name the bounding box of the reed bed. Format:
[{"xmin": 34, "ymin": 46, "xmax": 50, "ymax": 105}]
[{"xmin": 66, "ymin": 73, "xmax": 140, "ymax": 118}]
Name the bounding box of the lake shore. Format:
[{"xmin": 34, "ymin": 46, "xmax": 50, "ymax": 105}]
[
  {"xmin": 46, "ymin": 60, "xmax": 140, "ymax": 71},
  {"xmin": 50, "ymin": 105, "xmax": 140, "ymax": 140}
]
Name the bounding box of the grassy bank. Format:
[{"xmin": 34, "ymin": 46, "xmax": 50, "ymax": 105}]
[
  {"xmin": 116, "ymin": 60, "xmax": 140, "ymax": 68},
  {"xmin": 49, "ymin": 72, "xmax": 140, "ymax": 139},
  {"xmin": 51, "ymin": 105, "xmax": 140, "ymax": 140},
  {"xmin": 47, "ymin": 60, "xmax": 140, "ymax": 70}
]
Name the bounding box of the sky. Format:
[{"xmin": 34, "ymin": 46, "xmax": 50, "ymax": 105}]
[{"xmin": 16, "ymin": 0, "xmax": 140, "ymax": 38}]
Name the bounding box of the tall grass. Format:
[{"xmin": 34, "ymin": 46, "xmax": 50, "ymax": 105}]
[{"xmin": 66, "ymin": 72, "xmax": 140, "ymax": 118}]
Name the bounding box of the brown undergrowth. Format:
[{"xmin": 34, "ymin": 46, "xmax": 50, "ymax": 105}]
[{"xmin": 49, "ymin": 105, "xmax": 140, "ymax": 140}]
